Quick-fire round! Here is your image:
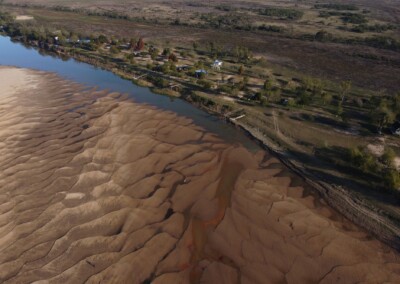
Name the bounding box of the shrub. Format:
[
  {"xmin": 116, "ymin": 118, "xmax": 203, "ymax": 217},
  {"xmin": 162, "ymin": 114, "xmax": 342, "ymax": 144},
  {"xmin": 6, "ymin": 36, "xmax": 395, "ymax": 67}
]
[
  {"xmin": 382, "ymin": 148, "xmax": 396, "ymax": 168},
  {"xmin": 314, "ymin": 4, "xmax": 358, "ymax": 11},
  {"xmin": 259, "ymin": 8, "xmax": 303, "ymax": 20},
  {"xmin": 198, "ymin": 79, "xmax": 212, "ymax": 90},
  {"xmin": 109, "ymin": 46, "xmax": 120, "ymax": 54},
  {"xmin": 341, "ymin": 13, "xmax": 367, "ymax": 24},
  {"xmin": 350, "ymin": 146, "xmax": 379, "ymax": 173},
  {"xmin": 383, "ymin": 169, "xmax": 400, "ymax": 191}
]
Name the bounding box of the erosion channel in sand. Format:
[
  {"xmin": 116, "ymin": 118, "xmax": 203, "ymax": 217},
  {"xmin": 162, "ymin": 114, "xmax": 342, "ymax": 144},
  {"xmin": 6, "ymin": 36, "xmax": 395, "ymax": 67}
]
[{"xmin": 0, "ymin": 67, "xmax": 399, "ymax": 283}]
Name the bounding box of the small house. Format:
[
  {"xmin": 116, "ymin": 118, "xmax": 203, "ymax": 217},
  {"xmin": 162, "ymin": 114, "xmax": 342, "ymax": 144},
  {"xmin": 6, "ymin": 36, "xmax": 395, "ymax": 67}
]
[
  {"xmin": 211, "ymin": 60, "xmax": 223, "ymax": 70},
  {"xmin": 176, "ymin": 65, "xmax": 189, "ymax": 72},
  {"xmin": 391, "ymin": 121, "xmax": 400, "ymax": 135},
  {"xmin": 78, "ymin": 39, "xmax": 91, "ymax": 44},
  {"xmin": 195, "ymin": 69, "xmax": 208, "ymax": 77}
]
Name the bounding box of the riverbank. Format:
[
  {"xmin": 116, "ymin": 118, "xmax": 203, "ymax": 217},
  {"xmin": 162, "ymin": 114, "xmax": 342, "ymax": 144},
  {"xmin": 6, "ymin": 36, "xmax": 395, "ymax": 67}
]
[
  {"xmin": 1, "ymin": 66, "xmax": 400, "ymax": 283},
  {"xmin": 2, "ymin": 29, "xmax": 399, "ymax": 251}
]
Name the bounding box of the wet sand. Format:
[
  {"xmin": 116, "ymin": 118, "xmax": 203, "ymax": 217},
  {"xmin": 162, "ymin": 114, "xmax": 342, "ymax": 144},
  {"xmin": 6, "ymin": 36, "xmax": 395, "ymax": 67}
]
[{"xmin": 0, "ymin": 66, "xmax": 399, "ymax": 283}]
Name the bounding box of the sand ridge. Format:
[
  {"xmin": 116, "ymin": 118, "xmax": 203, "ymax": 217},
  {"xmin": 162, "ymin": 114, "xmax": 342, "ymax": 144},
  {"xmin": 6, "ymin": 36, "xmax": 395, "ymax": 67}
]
[{"xmin": 0, "ymin": 67, "xmax": 399, "ymax": 283}]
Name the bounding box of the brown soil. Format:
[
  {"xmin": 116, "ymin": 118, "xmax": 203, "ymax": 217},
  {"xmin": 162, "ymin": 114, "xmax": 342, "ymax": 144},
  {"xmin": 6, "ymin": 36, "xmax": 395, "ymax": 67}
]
[{"xmin": 0, "ymin": 67, "xmax": 399, "ymax": 283}]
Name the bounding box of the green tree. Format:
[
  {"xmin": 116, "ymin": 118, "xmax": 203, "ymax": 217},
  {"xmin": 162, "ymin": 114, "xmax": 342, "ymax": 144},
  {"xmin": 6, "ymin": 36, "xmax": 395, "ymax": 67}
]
[
  {"xmin": 382, "ymin": 148, "xmax": 396, "ymax": 168},
  {"xmin": 192, "ymin": 42, "xmax": 198, "ymax": 51},
  {"xmin": 150, "ymin": 48, "xmax": 159, "ymax": 60},
  {"xmin": 371, "ymin": 103, "xmax": 395, "ymax": 130},
  {"xmin": 263, "ymin": 79, "xmax": 272, "ymax": 91},
  {"xmin": 383, "ymin": 169, "xmax": 400, "ymax": 191},
  {"xmin": 168, "ymin": 53, "xmax": 178, "ymax": 62},
  {"xmin": 340, "ymin": 80, "xmax": 352, "ymax": 103},
  {"xmin": 110, "ymin": 45, "xmax": 120, "ymax": 54},
  {"xmin": 238, "ymin": 65, "xmax": 244, "ymax": 75}
]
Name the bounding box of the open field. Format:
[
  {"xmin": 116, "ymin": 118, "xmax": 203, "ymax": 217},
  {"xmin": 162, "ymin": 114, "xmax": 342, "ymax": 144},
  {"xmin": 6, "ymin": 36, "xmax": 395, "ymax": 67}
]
[
  {"xmin": 0, "ymin": 66, "xmax": 400, "ymax": 283},
  {"xmin": 2, "ymin": 2, "xmax": 399, "ymax": 93}
]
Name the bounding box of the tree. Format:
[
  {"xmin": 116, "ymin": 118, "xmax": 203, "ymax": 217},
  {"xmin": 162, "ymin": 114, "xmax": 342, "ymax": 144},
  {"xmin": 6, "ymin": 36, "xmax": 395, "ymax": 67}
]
[
  {"xmin": 321, "ymin": 92, "xmax": 332, "ymax": 105},
  {"xmin": 168, "ymin": 53, "xmax": 178, "ymax": 62},
  {"xmin": 192, "ymin": 42, "xmax": 198, "ymax": 51},
  {"xmin": 340, "ymin": 80, "xmax": 352, "ymax": 103},
  {"xmin": 135, "ymin": 38, "xmax": 145, "ymax": 51},
  {"xmin": 162, "ymin": 48, "xmax": 171, "ymax": 56},
  {"xmin": 150, "ymin": 48, "xmax": 159, "ymax": 60},
  {"xmin": 297, "ymin": 86, "xmax": 311, "ymax": 105},
  {"xmin": 371, "ymin": 101, "xmax": 395, "ymax": 130},
  {"xmin": 129, "ymin": 38, "xmax": 136, "ymax": 49},
  {"xmin": 238, "ymin": 65, "xmax": 244, "ymax": 75},
  {"xmin": 315, "ymin": 30, "xmax": 332, "ymax": 42},
  {"xmin": 110, "ymin": 45, "xmax": 120, "ymax": 54},
  {"xmin": 382, "ymin": 147, "xmax": 396, "ymax": 168},
  {"xmin": 263, "ymin": 79, "xmax": 272, "ymax": 91},
  {"xmin": 98, "ymin": 34, "xmax": 108, "ymax": 44},
  {"xmin": 383, "ymin": 169, "xmax": 400, "ymax": 191},
  {"xmin": 311, "ymin": 79, "xmax": 324, "ymax": 98}
]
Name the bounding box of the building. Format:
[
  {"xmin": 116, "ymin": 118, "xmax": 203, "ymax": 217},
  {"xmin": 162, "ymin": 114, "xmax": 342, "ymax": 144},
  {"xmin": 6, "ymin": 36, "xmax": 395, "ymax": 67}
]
[
  {"xmin": 390, "ymin": 121, "xmax": 400, "ymax": 135},
  {"xmin": 176, "ymin": 65, "xmax": 189, "ymax": 72},
  {"xmin": 211, "ymin": 60, "xmax": 223, "ymax": 70},
  {"xmin": 195, "ymin": 69, "xmax": 208, "ymax": 77}
]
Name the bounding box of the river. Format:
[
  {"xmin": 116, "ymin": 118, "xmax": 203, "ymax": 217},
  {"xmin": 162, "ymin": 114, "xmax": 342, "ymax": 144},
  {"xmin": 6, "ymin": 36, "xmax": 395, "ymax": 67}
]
[{"xmin": 0, "ymin": 35, "xmax": 259, "ymax": 151}]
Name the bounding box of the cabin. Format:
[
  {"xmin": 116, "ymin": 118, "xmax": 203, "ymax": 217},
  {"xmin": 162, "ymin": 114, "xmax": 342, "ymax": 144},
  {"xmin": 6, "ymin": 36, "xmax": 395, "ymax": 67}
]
[
  {"xmin": 211, "ymin": 60, "xmax": 223, "ymax": 70},
  {"xmin": 391, "ymin": 121, "xmax": 400, "ymax": 135},
  {"xmin": 195, "ymin": 69, "xmax": 208, "ymax": 77},
  {"xmin": 176, "ymin": 65, "xmax": 189, "ymax": 72},
  {"xmin": 119, "ymin": 44, "xmax": 130, "ymax": 49},
  {"xmin": 77, "ymin": 39, "xmax": 91, "ymax": 44}
]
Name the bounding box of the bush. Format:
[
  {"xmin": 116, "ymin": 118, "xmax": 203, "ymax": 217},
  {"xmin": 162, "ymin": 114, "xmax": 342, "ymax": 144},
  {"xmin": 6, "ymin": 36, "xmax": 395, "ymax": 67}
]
[
  {"xmin": 382, "ymin": 148, "xmax": 396, "ymax": 168},
  {"xmin": 110, "ymin": 46, "xmax": 120, "ymax": 54},
  {"xmin": 315, "ymin": 4, "xmax": 358, "ymax": 11},
  {"xmin": 315, "ymin": 30, "xmax": 333, "ymax": 42},
  {"xmin": 341, "ymin": 13, "xmax": 367, "ymax": 24},
  {"xmin": 259, "ymin": 8, "xmax": 303, "ymax": 20},
  {"xmin": 198, "ymin": 79, "xmax": 212, "ymax": 90},
  {"xmin": 383, "ymin": 169, "xmax": 400, "ymax": 191},
  {"xmin": 350, "ymin": 146, "xmax": 379, "ymax": 173}
]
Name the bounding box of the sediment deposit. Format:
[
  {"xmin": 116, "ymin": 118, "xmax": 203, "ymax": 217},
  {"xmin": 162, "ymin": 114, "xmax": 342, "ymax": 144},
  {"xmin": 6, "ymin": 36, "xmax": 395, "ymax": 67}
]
[{"xmin": 0, "ymin": 67, "xmax": 399, "ymax": 283}]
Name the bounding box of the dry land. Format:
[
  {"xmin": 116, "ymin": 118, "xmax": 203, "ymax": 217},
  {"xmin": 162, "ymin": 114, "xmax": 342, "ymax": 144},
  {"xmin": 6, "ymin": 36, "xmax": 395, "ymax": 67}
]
[{"xmin": 0, "ymin": 66, "xmax": 399, "ymax": 283}]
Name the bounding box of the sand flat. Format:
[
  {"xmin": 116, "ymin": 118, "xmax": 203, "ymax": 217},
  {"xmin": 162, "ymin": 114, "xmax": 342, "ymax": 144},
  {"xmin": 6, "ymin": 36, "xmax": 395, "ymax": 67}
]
[{"xmin": 0, "ymin": 67, "xmax": 399, "ymax": 283}]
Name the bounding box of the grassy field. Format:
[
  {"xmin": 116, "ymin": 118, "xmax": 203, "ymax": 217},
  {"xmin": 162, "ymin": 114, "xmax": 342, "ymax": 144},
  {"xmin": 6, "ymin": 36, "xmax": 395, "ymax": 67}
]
[{"xmin": 2, "ymin": 1, "xmax": 399, "ymax": 92}]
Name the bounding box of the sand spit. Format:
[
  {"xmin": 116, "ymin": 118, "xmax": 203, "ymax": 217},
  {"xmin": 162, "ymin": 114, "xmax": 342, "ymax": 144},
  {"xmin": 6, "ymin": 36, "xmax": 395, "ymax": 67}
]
[{"xmin": 0, "ymin": 67, "xmax": 399, "ymax": 283}]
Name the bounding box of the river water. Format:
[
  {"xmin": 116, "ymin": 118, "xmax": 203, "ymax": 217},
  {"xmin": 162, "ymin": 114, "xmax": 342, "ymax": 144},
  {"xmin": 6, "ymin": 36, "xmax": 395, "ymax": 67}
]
[{"xmin": 0, "ymin": 35, "xmax": 259, "ymax": 151}]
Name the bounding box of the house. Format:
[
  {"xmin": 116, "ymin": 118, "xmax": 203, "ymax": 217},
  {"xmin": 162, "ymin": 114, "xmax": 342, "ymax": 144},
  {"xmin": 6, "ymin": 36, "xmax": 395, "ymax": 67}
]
[
  {"xmin": 119, "ymin": 44, "xmax": 130, "ymax": 49},
  {"xmin": 391, "ymin": 121, "xmax": 400, "ymax": 135},
  {"xmin": 195, "ymin": 69, "xmax": 207, "ymax": 77},
  {"xmin": 211, "ymin": 60, "xmax": 223, "ymax": 70},
  {"xmin": 176, "ymin": 65, "xmax": 189, "ymax": 72},
  {"xmin": 77, "ymin": 39, "xmax": 91, "ymax": 44}
]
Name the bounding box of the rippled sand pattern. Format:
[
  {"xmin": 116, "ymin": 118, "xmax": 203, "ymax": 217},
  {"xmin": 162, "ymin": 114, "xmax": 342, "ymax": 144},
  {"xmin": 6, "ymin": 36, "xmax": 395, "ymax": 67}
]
[{"xmin": 0, "ymin": 67, "xmax": 399, "ymax": 283}]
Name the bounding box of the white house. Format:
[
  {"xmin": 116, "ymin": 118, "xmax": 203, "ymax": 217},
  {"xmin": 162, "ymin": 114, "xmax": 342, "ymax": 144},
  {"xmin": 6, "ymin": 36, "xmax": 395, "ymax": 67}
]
[{"xmin": 211, "ymin": 60, "xmax": 223, "ymax": 70}]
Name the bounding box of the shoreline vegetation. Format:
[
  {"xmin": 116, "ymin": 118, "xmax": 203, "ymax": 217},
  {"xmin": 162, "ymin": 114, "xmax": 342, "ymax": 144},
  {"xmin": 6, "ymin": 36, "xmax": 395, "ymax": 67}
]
[{"xmin": 0, "ymin": 4, "xmax": 400, "ymax": 250}]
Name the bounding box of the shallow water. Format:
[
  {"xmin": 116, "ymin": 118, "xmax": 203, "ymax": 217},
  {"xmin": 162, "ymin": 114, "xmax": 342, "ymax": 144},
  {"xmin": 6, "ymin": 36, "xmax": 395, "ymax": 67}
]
[{"xmin": 0, "ymin": 35, "xmax": 259, "ymax": 151}]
